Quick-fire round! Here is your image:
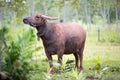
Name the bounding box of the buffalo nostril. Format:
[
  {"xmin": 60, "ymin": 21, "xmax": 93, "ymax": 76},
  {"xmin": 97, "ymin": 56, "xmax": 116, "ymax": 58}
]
[{"xmin": 23, "ymin": 18, "xmax": 28, "ymax": 23}]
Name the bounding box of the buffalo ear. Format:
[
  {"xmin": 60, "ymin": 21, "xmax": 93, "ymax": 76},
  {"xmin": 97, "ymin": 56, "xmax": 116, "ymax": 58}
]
[{"xmin": 40, "ymin": 15, "xmax": 58, "ymax": 20}]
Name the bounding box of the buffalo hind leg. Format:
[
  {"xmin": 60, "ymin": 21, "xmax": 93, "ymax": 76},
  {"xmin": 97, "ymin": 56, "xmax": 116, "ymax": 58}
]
[
  {"xmin": 78, "ymin": 44, "xmax": 85, "ymax": 72},
  {"xmin": 73, "ymin": 53, "xmax": 79, "ymax": 68}
]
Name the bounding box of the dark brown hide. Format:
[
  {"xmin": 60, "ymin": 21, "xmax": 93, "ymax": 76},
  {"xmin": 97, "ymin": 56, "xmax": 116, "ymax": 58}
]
[{"xmin": 23, "ymin": 14, "xmax": 86, "ymax": 73}]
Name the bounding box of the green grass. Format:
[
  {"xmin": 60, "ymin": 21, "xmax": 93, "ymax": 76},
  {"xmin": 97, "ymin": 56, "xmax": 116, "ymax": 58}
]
[
  {"xmin": 83, "ymin": 43, "xmax": 120, "ymax": 80},
  {"xmin": 1, "ymin": 24, "xmax": 120, "ymax": 80},
  {"xmin": 27, "ymin": 24, "xmax": 120, "ymax": 80},
  {"xmin": 30, "ymin": 38, "xmax": 120, "ymax": 80}
]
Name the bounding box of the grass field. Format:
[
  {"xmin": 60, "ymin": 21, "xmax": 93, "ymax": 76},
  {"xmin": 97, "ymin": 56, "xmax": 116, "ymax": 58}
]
[
  {"xmin": 2, "ymin": 25, "xmax": 120, "ymax": 80},
  {"xmin": 30, "ymin": 32, "xmax": 120, "ymax": 80}
]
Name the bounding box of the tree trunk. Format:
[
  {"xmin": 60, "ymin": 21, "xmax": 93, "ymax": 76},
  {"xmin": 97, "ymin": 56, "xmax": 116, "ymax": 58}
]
[
  {"xmin": 84, "ymin": 0, "xmax": 89, "ymax": 29},
  {"xmin": 28, "ymin": 0, "xmax": 35, "ymax": 15},
  {"xmin": 63, "ymin": 1, "xmax": 67, "ymax": 22},
  {"xmin": 99, "ymin": 0, "xmax": 107, "ymax": 27},
  {"xmin": 0, "ymin": 7, "xmax": 4, "ymax": 22},
  {"xmin": 88, "ymin": 6, "xmax": 91, "ymax": 30},
  {"xmin": 43, "ymin": 1, "xmax": 48, "ymax": 15},
  {"xmin": 75, "ymin": 9, "xmax": 78, "ymax": 22},
  {"xmin": 114, "ymin": 0, "xmax": 118, "ymax": 31},
  {"xmin": 107, "ymin": 7, "xmax": 110, "ymax": 30},
  {"xmin": 98, "ymin": 27, "xmax": 100, "ymax": 42},
  {"xmin": 32, "ymin": 0, "xmax": 35, "ymax": 15}
]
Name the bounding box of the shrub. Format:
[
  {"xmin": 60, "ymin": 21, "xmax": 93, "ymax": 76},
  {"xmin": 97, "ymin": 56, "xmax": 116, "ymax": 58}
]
[
  {"xmin": 0, "ymin": 28, "xmax": 38, "ymax": 80},
  {"xmin": 101, "ymin": 31, "xmax": 120, "ymax": 43}
]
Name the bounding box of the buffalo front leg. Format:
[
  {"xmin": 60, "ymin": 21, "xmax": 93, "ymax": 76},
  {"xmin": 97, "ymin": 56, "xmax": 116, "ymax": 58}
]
[
  {"xmin": 57, "ymin": 53, "xmax": 63, "ymax": 66},
  {"xmin": 57, "ymin": 53, "xmax": 63, "ymax": 73},
  {"xmin": 57, "ymin": 50, "xmax": 63, "ymax": 66},
  {"xmin": 46, "ymin": 54, "xmax": 54, "ymax": 74}
]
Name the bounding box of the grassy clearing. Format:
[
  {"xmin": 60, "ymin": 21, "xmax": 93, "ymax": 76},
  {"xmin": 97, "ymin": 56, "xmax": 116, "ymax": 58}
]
[
  {"xmin": 1, "ymin": 25, "xmax": 120, "ymax": 80},
  {"xmin": 30, "ymin": 36, "xmax": 120, "ymax": 80},
  {"xmin": 28, "ymin": 24, "xmax": 120, "ymax": 79},
  {"xmin": 84, "ymin": 43, "xmax": 120, "ymax": 80}
]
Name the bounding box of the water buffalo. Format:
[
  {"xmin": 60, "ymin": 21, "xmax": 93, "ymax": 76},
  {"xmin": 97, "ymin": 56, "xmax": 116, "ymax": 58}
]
[{"xmin": 23, "ymin": 14, "xmax": 86, "ymax": 73}]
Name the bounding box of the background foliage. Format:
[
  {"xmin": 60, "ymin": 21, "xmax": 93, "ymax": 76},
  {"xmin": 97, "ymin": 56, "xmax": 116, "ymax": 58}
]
[{"xmin": 0, "ymin": 0, "xmax": 120, "ymax": 80}]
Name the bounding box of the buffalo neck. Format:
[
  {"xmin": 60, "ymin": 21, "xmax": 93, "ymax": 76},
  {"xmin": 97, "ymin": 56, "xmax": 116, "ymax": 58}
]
[
  {"xmin": 36, "ymin": 23, "xmax": 47, "ymax": 37},
  {"xmin": 36, "ymin": 23, "xmax": 54, "ymax": 44}
]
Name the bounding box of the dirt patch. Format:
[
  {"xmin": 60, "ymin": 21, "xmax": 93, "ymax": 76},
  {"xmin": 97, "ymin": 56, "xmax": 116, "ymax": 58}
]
[{"xmin": 86, "ymin": 75, "xmax": 98, "ymax": 80}]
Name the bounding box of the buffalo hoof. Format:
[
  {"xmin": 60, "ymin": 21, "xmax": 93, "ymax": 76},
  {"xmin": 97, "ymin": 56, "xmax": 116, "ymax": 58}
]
[
  {"xmin": 47, "ymin": 67, "xmax": 54, "ymax": 74},
  {"xmin": 78, "ymin": 66, "xmax": 83, "ymax": 72}
]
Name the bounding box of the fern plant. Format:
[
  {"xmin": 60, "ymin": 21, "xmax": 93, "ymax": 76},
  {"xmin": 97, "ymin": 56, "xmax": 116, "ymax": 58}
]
[{"xmin": 0, "ymin": 28, "xmax": 38, "ymax": 80}]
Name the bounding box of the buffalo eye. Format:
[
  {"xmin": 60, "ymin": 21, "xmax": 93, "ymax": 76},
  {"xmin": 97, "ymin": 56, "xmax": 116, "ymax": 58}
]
[{"xmin": 35, "ymin": 16, "xmax": 40, "ymax": 20}]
